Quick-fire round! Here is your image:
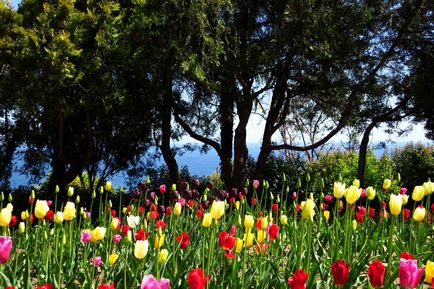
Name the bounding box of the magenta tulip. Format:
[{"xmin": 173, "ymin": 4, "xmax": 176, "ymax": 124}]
[
  {"xmin": 399, "ymin": 258, "xmax": 425, "ymax": 288},
  {"xmin": 141, "ymin": 274, "xmax": 170, "ymax": 289},
  {"xmin": 0, "ymin": 236, "xmax": 12, "ymax": 264}
]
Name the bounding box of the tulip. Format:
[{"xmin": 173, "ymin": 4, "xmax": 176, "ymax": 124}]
[
  {"xmin": 260, "ymin": 217, "xmax": 268, "ymax": 230},
  {"xmin": 91, "ymin": 256, "xmax": 101, "ymax": 267},
  {"xmin": 287, "ymin": 269, "xmax": 308, "ymax": 289},
  {"xmin": 54, "ymin": 212, "xmax": 64, "ymax": 224},
  {"xmin": 104, "ymin": 181, "xmax": 112, "ymax": 191},
  {"xmin": 36, "ymin": 284, "xmax": 54, "ymax": 289},
  {"xmin": 344, "ymin": 186, "xmax": 362, "ymax": 204},
  {"xmin": 80, "ymin": 231, "xmax": 91, "ymax": 243},
  {"xmin": 134, "ymin": 240, "xmax": 149, "ymax": 259},
  {"xmin": 202, "ymin": 213, "xmax": 212, "ymax": 227},
  {"xmin": 404, "ymin": 209, "xmax": 411, "ymax": 220},
  {"xmin": 333, "ymin": 182, "xmax": 345, "ymax": 199},
  {"xmin": 154, "ymin": 234, "xmax": 165, "ymax": 249},
  {"xmin": 98, "ymin": 283, "xmax": 115, "ymax": 289},
  {"xmin": 157, "ymin": 249, "xmax": 168, "ymax": 264},
  {"xmin": 280, "ymin": 214, "xmax": 287, "ymax": 225},
  {"xmin": 18, "ymin": 222, "xmax": 25, "ymax": 234},
  {"xmin": 187, "ymin": 268, "xmax": 210, "ymax": 289},
  {"xmin": 127, "ymin": 215, "xmax": 140, "ymax": 228},
  {"xmin": 252, "ymin": 179, "xmax": 260, "ymax": 189},
  {"xmin": 141, "ymin": 274, "xmax": 170, "ymax": 289},
  {"xmin": 0, "ymin": 236, "xmax": 12, "ymax": 264},
  {"xmin": 402, "ymin": 194, "xmax": 409, "ymax": 205},
  {"xmin": 368, "ymin": 260, "xmax": 386, "ymax": 288},
  {"xmin": 352, "ymin": 179, "xmax": 360, "ymax": 188},
  {"xmin": 63, "ymin": 202, "xmax": 76, "ymax": 221},
  {"xmin": 268, "ymin": 223, "xmax": 279, "ymax": 240},
  {"xmin": 412, "ymin": 186, "xmax": 424, "ymax": 202},
  {"xmin": 112, "ymin": 234, "xmax": 121, "ymax": 244},
  {"xmin": 383, "ymin": 179, "xmax": 391, "ymax": 191},
  {"xmin": 366, "ymin": 186, "xmax": 376, "ymax": 200},
  {"xmin": 173, "ymin": 202, "xmax": 182, "ymax": 216},
  {"xmin": 413, "ymin": 207, "xmax": 426, "ymax": 222},
  {"xmin": 256, "ymin": 229, "xmax": 265, "ymax": 244},
  {"xmin": 109, "ymin": 254, "xmax": 119, "ymax": 266},
  {"xmin": 235, "ymin": 238, "xmax": 243, "ymax": 253},
  {"xmin": 0, "ymin": 208, "xmax": 12, "ymax": 227},
  {"xmin": 331, "ymin": 260, "xmax": 350, "ymax": 286},
  {"xmin": 399, "ymin": 258, "xmax": 425, "ymax": 288},
  {"xmin": 400, "ymin": 252, "xmax": 415, "ymax": 260},
  {"xmin": 323, "ymin": 210, "xmax": 330, "ymax": 221},
  {"xmin": 423, "ymin": 181, "xmax": 434, "ymax": 195},
  {"xmin": 175, "ymin": 232, "xmax": 190, "ymax": 250},
  {"xmin": 91, "ymin": 227, "xmax": 106, "ymax": 242},
  {"xmin": 243, "ymin": 215, "xmax": 254, "ymax": 230},
  {"xmin": 352, "ymin": 219, "xmax": 357, "ymax": 230},
  {"xmin": 425, "ymin": 260, "xmax": 434, "ymax": 284},
  {"xmin": 389, "ymin": 194, "xmax": 403, "ymax": 216},
  {"xmin": 244, "ymin": 229, "xmax": 254, "ymax": 247},
  {"xmin": 210, "ymin": 200, "xmax": 225, "ymax": 220},
  {"xmin": 159, "ymin": 185, "xmax": 166, "ymax": 194},
  {"xmin": 35, "ymin": 200, "xmax": 50, "ymax": 219},
  {"xmin": 301, "ymin": 194, "xmax": 315, "ymax": 222}
]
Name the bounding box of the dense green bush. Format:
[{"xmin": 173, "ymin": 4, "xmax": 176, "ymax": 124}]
[{"xmin": 392, "ymin": 143, "xmax": 434, "ymax": 189}]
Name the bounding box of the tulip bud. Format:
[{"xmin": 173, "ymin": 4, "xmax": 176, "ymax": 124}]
[
  {"xmin": 244, "ymin": 179, "xmax": 250, "ymax": 187},
  {"xmin": 338, "ymin": 173, "xmax": 342, "ymax": 182},
  {"xmin": 306, "ymin": 173, "xmax": 311, "ymax": 183},
  {"xmin": 352, "ymin": 219, "xmax": 357, "ymax": 230},
  {"xmin": 276, "ymin": 195, "xmax": 280, "ymax": 203},
  {"xmin": 99, "ymin": 186, "xmax": 104, "ymax": 194},
  {"xmin": 104, "ymin": 181, "xmax": 112, "ymax": 191},
  {"xmin": 321, "ymin": 178, "xmax": 325, "ymax": 190},
  {"xmin": 31, "ymin": 190, "xmax": 35, "ymax": 199},
  {"xmin": 0, "ymin": 192, "xmax": 3, "ymax": 201},
  {"xmin": 67, "ymin": 187, "xmax": 74, "ymax": 197},
  {"xmin": 108, "ymin": 200, "xmax": 112, "ymax": 208},
  {"xmin": 282, "ymin": 173, "xmax": 286, "ymax": 182},
  {"xmin": 270, "ymin": 192, "xmax": 274, "ymax": 200},
  {"xmin": 235, "ymin": 201, "xmax": 240, "ymax": 210},
  {"xmin": 62, "ymin": 233, "xmax": 67, "ymax": 245},
  {"xmin": 126, "ymin": 230, "xmax": 132, "ymax": 243},
  {"xmin": 55, "ymin": 185, "xmax": 60, "ymax": 194},
  {"xmin": 119, "ymin": 186, "xmax": 124, "ymax": 193},
  {"xmin": 296, "ymin": 178, "xmax": 301, "ymax": 189},
  {"xmin": 171, "ymin": 184, "xmax": 176, "ymax": 191},
  {"xmin": 91, "ymin": 190, "xmax": 96, "ymax": 199},
  {"xmin": 352, "ymin": 179, "xmax": 360, "ymax": 188},
  {"xmin": 280, "ymin": 214, "xmax": 287, "ymax": 225},
  {"xmin": 8, "ymin": 194, "xmax": 12, "ymax": 202},
  {"xmin": 157, "ymin": 249, "xmax": 168, "ymax": 264},
  {"xmin": 397, "ymin": 173, "xmax": 401, "ymax": 183},
  {"xmin": 146, "ymin": 176, "xmax": 151, "ymax": 184},
  {"xmin": 44, "ymin": 231, "xmax": 48, "ymax": 240},
  {"xmin": 264, "ymin": 180, "xmax": 269, "ymax": 190},
  {"xmin": 203, "ymin": 194, "xmax": 207, "ymax": 201},
  {"xmin": 75, "ymin": 195, "xmax": 80, "ymax": 204}
]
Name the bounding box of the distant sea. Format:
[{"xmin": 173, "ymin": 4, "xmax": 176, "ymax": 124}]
[{"xmin": 8, "ymin": 141, "xmax": 432, "ymax": 188}]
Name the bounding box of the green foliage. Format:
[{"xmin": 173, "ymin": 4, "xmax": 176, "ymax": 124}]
[{"xmin": 392, "ymin": 143, "xmax": 434, "ymax": 189}]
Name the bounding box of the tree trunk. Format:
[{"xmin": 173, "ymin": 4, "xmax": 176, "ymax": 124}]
[
  {"xmin": 357, "ymin": 122, "xmax": 376, "ymax": 186},
  {"xmin": 219, "ymin": 78, "xmax": 235, "ymax": 188},
  {"xmin": 160, "ymin": 73, "xmax": 179, "ymax": 184}
]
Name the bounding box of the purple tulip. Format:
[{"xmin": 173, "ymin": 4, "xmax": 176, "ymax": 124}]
[
  {"xmin": 141, "ymin": 274, "xmax": 170, "ymax": 289},
  {"xmin": 399, "ymin": 258, "xmax": 425, "ymax": 288},
  {"xmin": 0, "ymin": 236, "xmax": 12, "ymax": 264}
]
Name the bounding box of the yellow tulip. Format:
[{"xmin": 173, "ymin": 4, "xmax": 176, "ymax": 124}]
[
  {"xmin": 91, "ymin": 227, "xmax": 106, "ymax": 242},
  {"xmin": 154, "ymin": 234, "xmax": 165, "ymax": 249},
  {"xmin": 104, "ymin": 181, "xmax": 112, "ymax": 191},
  {"xmin": 389, "ymin": 194, "xmax": 402, "ymax": 216},
  {"xmin": 210, "ymin": 200, "xmax": 225, "ymax": 220},
  {"xmin": 301, "ymin": 194, "xmax": 315, "ymax": 222},
  {"xmin": 202, "ymin": 213, "xmax": 212, "ymax": 227},
  {"xmin": 257, "ymin": 229, "xmax": 265, "ymax": 244},
  {"xmin": 18, "ymin": 222, "xmax": 25, "ymax": 234},
  {"xmin": 412, "ymin": 186, "xmax": 424, "ymax": 201},
  {"xmin": 21, "ymin": 211, "xmax": 28, "ymax": 221},
  {"xmin": 109, "ymin": 254, "xmax": 118, "ymax": 266},
  {"xmin": 235, "ymin": 201, "xmax": 240, "ymax": 210},
  {"xmin": 352, "ymin": 219, "xmax": 357, "ymax": 231},
  {"xmin": 401, "ymin": 194, "xmax": 409, "ymax": 205},
  {"xmin": 243, "ymin": 215, "xmax": 254, "ymax": 230},
  {"xmin": 423, "ymin": 181, "xmax": 434, "ymax": 195},
  {"xmin": 134, "ymin": 240, "xmax": 149, "ymax": 259},
  {"xmin": 173, "ymin": 202, "xmax": 182, "ymax": 216},
  {"xmin": 54, "ymin": 212, "xmax": 64, "ymax": 224},
  {"xmin": 67, "ymin": 186, "xmax": 74, "ymax": 197},
  {"xmin": 0, "ymin": 208, "xmax": 12, "ymax": 227},
  {"xmin": 280, "ymin": 214, "xmax": 288, "ymax": 225},
  {"xmin": 323, "ymin": 210, "xmax": 330, "ymax": 221},
  {"xmin": 352, "ymin": 179, "xmax": 360, "ymax": 188},
  {"xmin": 413, "ymin": 207, "xmax": 426, "ymax": 222},
  {"xmin": 35, "ymin": 200, "xmax": 49, "ymax": 219},
  {"xmin": 6, "ymin": 203, "xmax": 12, "ymax": 211},
  {"xmin": 157, "ymin": 249, "xmax": 169, "ymax": 264},
  {"xmin": 344, "ymin": 186, "xmax": 361, "ymax": 205},
  {"xmin": 244, "ymin": 229, "xmax": 254, "ymax": 247},
  {"xmin": 111, "ymin": 218, "xmax": 120, "ymax": 230},
  {"xmin": 333, "ymin": 182, "xmax": 345, "ymax": 199},
  {"xmin": 366, "ymin": 186, "xmax": 376, "ymax": 200},
  {"xmin": 63, "ymin": 201, "xmax": 76, "ymax": 221},
  {"xmin": 235, "ymin": 238, "xmax": 243, "ymax": 253},
  {"xmin": 261, "ymin": 217, "xmax": 268, "ymax": 230},
  {"xmin": 383, "ymin": 179, "xmax": 391, "ymax": 191},
  {"xmin": 425, "ymin": 260, "xmax": 434, "ymax": 283}
]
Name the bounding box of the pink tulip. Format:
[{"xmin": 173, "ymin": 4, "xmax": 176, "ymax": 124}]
[
  {"xmin": 399, "ymin": 258, "xmax": 425, "ymax": 288},
  {"xmin": 91, "ymin": 256, "xmax": 101, "ymax": 267},
  {"xmin": 252, "ymin": 180, "xmax": 260, "ymax": 189},
  {"xmin": 159, "ymin": 185, "xmax": 166, "ymax": 194},
  {"xmin": 80, "ymin": 231, "xmax": 91, "ymax": 243},
  {"xmin": 0, "ymin": 236, "xmax": 12, "ymax": 264},
  {"xmin": 141, "ymin": 274, "xmax": 170, "ymax": 289},
  {"xmin": 112, "ymin": 234, "xmax": 122, "ymax": 244}
]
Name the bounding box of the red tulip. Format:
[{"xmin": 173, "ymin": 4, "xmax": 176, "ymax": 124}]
[
  {"xmin": 250, "ymin": 197, "xmax": 257, "ymax": 206},
  {"xmin": 268, "ymin": 224, "xmax": 279, "ymax": 240},
  {"xmin": 369, "ymin": 208, "xmax": 376, "ymax": 219},
  {"xmin": 121, "ymin": 225, "xmax": 130, "ymax": 236},
  {"xmin": 187, "ymin": 268, "xmax": 210, "ymax": 289},
  {"xmin": 155, "ymin": 220, "xmax": 166, "ymax": 230},
  {"xmin": 36, "ymin": 284, "xmax": 53, "ymax": 289},
  {"xmin": 368, "ymin": 260, "xmax": 386, "ymax": 288},
  {"xmin": 272, "ymin": 203, "xmax": 278, "ymax": 213},
  {"xmin": 98, "ymin": 284, "xmax": 115, "ymax": 289},
  {"xmin": 403, "ymin": 209, "xmax": 411, "ymax": 220},
  {"xmin": 288, "ymin": 269, "xmax": 308, "ymax": 289},
  {"xmin": 224, "ymin": 252, "xmax": 235, "ymax": 259},
  {"xmin": 218, "ymin": 231, "xmax": 235, "ymax": 251},
  {"xmin": 196, "ymin": 208, "xmax": 202, "ymax": 219},
  {"xmin": 175, "ymin": 232, "xmax": 190, "ymax": 250},
  {"xmin": 134, "ymin": 229, "xmax": 147, "ymax": 241},
  {"xmin": 400, "ymin": 252, "xmax": 415, "ymax": 260},
  {"xmin": 5, "ymin": 286, "xmax": 15, "ymax": 289},
  {"xmin": 331, "ymin": 260, "xmax": 350, "ymax": 286},
  {"xmin": 8, "ymin": 216, "xmax": 17, "ymax": 228}
]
